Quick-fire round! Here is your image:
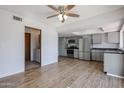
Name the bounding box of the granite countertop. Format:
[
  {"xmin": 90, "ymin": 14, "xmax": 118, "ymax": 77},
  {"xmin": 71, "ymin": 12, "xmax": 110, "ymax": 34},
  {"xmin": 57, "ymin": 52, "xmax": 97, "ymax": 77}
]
[
  {"xmin": 91, "ymin": 48, "xmax": 119, "ymax": 51},
  {"xmin": 91, "ymin": 48, "xmax": 124, "ymax": 54}
]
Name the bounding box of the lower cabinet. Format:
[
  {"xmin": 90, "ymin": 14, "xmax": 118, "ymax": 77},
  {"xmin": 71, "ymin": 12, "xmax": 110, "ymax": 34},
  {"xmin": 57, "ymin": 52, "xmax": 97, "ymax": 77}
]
[
  {"xmin": 83, "ymin": 52, "xmax": 91, "ymax": 60},
  {"xmin": 78, "ymin": 51, "xmax": 91, "ymax": 60},
  {"xmin": 91, "ymin": 50, "xmax": 103, "ymax": 61},
  {"xmin": 74, "ymin": 49, "xmax": 79, "ymax": 58},
  {"xmin": 79, "ymin": 52, "xmax": 83, "ymax": 59}
]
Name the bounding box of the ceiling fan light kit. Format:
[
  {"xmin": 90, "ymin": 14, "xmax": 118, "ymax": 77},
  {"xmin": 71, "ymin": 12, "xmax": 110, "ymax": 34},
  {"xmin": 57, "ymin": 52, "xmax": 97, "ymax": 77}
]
[
  {"xmin": 46, "ymin": 5, "xmax": 80, "ymax": 23},
  {"xmin": 58, "ymin": 14, "xmax": 68, "ymax": 23}
]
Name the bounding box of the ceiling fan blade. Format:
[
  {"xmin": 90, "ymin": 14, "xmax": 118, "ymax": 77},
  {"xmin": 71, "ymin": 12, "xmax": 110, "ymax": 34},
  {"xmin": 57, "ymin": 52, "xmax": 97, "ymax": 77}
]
[
  {"xmin": 64, "ymin": 5, "xmax": 75, "ymax": 11},
  {"xmin": 46, "ymin": 14, "xmax": 58, "ymax": 19},
  {"xmin": 66, "ymin": 13, "xmax": 80, "ymax": 17},
  {"xmin": 47, "ymin": 5, "xmax": 58, "ymax": 11}
]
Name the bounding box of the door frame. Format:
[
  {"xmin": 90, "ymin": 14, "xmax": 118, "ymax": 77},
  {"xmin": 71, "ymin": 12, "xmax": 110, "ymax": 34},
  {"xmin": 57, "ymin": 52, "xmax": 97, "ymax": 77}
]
[{"xmin": 24, "ymin": 26, "xmax": 42, "ymax": 71}]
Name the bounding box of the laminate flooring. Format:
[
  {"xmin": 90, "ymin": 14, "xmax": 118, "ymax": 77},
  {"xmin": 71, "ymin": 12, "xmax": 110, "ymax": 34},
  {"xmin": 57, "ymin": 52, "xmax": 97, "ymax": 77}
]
[{"xmin": 0, "ymin": 57, "xmax": 124, "ymax": 88}]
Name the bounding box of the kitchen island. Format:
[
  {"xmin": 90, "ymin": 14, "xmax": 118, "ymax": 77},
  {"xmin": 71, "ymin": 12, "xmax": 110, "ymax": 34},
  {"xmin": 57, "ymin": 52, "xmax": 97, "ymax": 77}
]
[
  {"xmin": 104, "ymin": 50, "xmax": 124, "ymax": 78},
  {"xmin": 91, "ymin": 48, "xmax": 124, "ymax": 78}
]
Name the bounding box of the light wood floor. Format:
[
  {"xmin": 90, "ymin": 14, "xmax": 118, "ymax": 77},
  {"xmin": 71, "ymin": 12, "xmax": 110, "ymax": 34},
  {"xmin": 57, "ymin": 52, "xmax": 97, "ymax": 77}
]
[
  {"xmin": 25, "ymin": 61, "xmax": 41, "ymax": 70},
  {"xmin": 0, "ymin": 57, "xmax": 124, "ymax": 88}
]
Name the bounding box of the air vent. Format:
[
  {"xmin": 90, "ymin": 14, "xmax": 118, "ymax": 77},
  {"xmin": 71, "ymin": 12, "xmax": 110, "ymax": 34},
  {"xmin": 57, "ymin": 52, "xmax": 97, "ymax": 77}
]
[{"xmin": 13, "ymin": 16, "xmax": 22, "ymax": 22}]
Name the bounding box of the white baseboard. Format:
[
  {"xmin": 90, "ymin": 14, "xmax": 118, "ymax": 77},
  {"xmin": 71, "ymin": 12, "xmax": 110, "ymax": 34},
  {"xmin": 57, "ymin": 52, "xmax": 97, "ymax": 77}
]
[
  {"xmin": 107, "ymin": 73, "xmax": 124, "ymax": 79},
  {"xmin": 0, "ymin": 70, "xmax": 24, "ymax": 79}
]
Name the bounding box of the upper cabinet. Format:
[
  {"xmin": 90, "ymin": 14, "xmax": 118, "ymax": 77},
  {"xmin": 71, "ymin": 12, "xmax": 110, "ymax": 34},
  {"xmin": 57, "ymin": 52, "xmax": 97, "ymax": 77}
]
[
  {"xmin": 107, "ymin": 32, "xmax": 120, "ymax": 43},
  {"xmin": 92, "ymin": 34, "xmax": 102, "ymax": 44}
]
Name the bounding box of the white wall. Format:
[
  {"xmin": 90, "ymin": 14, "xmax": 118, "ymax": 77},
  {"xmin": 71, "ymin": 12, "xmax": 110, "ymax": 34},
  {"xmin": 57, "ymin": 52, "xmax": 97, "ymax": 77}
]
[
  {"xmin": 42, "ymin": 28, "xmax": 58, "ymax": 66},
  {"xmin": 0, "ymin": 9, "xmax": 58, "ymax": 78},
  {"xmin": 0, "ymin": 10, "xmax": 25, "ymax": 78}
]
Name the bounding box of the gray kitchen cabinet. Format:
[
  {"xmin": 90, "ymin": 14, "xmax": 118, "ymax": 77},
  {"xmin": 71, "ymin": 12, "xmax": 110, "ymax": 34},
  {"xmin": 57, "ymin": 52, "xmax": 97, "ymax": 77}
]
[
  {"xmin": 74, "ymin": 49, "xmax": 79, "ymax": 58},
  {"xmin": 91, "ymin": 50, "xmax": 103, "ymax": 61},
  {"xmin": 107, "ymin": 32, "xmax": 119, "ymax": 43},
  {"xmin": 92, "ymin": 50, "xmax": 99, "ymax": 61},
  {"xmin": 92, "ymin": 34, "xmax": 102, "ymax": 44},
  {"xmin": 91, "ymin": 50, "xmax": 96, "ymax": 60}
]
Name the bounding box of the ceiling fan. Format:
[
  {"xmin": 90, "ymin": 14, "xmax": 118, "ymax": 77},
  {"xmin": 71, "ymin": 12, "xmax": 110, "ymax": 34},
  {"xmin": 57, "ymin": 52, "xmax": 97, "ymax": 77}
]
[{"xmin": 46, "ymin": 5, "xmax": 80, "ymax": 23}]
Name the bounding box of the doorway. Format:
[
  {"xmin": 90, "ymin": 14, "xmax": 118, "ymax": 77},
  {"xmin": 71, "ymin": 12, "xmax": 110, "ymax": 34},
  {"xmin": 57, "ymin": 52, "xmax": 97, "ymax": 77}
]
[{"xmin": 25, "ymin": 26, "xmax": 41, "ymax": 71}]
